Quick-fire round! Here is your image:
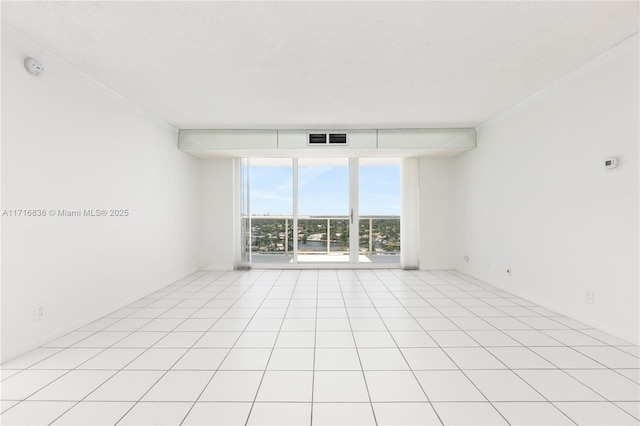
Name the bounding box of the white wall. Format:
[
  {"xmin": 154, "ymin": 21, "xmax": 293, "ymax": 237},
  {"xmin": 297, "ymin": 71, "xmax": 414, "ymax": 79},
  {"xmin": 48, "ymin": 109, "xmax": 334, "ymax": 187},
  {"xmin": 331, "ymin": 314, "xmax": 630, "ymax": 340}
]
[
  {"xmin": 1, "ymin": 35, "xmax": 199, "ymax": 362},
  {"xmin": 419, "ymin": 157, "xmax": 456, "ymax": 269},
  {"xmin": 454, "ymin": 40, "xmax": 639, "ymax": 343},
  {"xmin": 197, "ymin": 158, "xmax": 236, "ymax": 271}
]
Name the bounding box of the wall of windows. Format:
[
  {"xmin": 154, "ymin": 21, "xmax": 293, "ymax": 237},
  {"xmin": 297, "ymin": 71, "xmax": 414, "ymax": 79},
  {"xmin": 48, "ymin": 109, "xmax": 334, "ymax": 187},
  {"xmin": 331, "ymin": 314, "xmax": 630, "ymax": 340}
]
[{"xmin": 247, "ymin": 157, "xmax": 400, "ymax": 267}]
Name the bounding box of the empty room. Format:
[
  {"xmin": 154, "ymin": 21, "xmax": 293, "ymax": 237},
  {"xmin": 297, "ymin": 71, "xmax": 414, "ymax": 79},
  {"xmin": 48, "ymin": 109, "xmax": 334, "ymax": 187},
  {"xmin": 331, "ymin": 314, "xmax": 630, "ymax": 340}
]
[{"xmin": 1, "ymin": 1, "xmax": 638, "ymax": 425}]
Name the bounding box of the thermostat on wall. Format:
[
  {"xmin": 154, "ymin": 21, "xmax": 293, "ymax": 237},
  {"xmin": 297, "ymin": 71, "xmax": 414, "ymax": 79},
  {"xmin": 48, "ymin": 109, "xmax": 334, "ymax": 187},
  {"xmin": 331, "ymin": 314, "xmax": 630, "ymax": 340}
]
[{"xmin": 604, "ymin": 157, "xmax": 620, "ymax": 170}]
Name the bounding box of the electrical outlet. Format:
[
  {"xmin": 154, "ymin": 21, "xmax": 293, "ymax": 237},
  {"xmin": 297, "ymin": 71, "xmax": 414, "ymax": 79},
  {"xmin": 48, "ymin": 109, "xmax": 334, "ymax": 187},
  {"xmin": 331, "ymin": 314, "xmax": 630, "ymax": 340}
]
[
  {"xmin": 506, "ymin": 268, "xmax": 512, "ymax": 276},
  {"xmin": 585, "ymin": 290, "xmax": 594, "ymax": 304},
  {"xmin": 34, "ymin": 305, "xmax": 45, "ymax": 321}
]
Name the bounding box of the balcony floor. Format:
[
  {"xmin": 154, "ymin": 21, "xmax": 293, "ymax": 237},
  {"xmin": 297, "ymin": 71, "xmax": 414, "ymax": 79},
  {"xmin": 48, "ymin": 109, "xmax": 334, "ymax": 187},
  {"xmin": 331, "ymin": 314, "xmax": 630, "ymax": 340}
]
[{"xmin": 252, "ymin": 254, "xmax": 401, "ymax": 266}]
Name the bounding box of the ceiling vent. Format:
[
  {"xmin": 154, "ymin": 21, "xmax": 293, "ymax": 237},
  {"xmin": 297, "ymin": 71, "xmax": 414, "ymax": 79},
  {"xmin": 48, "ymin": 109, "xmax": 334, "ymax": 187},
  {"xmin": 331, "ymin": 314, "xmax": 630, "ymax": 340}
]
[
  {"xmin": 308, "ymin": 133, "xmax": 327, "ymax": 144},
  {"xmin": 308, "ymin": 132, "xmax": 348, "ymax": 146},
  {"xmin": 329, "ymin": 133, "xmax": 347, "ymax": 144}
]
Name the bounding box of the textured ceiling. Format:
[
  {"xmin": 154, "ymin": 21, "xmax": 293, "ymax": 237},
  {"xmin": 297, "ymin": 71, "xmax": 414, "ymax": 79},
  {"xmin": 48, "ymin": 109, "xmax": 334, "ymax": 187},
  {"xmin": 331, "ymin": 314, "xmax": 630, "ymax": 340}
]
[{"xmin": 1, "ymin": 1, "xmax": 638, "ymax": 129}]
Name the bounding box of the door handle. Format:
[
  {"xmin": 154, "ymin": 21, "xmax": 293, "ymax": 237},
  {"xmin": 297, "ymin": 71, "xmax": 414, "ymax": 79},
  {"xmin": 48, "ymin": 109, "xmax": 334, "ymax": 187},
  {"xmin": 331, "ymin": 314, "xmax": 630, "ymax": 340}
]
[{"xmin": 350, "ymin": 208, "xmax": 353, "ymax": 224}]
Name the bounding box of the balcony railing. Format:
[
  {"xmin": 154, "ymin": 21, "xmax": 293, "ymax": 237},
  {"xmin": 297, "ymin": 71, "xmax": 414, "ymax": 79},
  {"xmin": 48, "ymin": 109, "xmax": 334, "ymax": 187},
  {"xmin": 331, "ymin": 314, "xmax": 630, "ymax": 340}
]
[{"xmin": 248, "ymin": 216, "xmax": 400, "ymax": 255}]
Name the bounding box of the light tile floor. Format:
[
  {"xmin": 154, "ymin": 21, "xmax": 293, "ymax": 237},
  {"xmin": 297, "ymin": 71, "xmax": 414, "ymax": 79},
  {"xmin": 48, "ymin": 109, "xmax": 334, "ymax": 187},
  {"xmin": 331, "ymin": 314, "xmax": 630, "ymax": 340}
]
[{"xmin": 1, "ymin": 269, "xmax": 639, "ymax": 425}]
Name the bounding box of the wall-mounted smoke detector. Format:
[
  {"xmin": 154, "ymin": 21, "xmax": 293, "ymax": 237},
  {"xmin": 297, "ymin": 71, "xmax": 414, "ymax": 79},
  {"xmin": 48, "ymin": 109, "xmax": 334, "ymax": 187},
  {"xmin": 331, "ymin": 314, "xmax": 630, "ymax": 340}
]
[
  {"xmin": 308, "ymin": 132, "xmax": 348, "ymax": 146},
  {"xmin": 24, "ymin": 57, "xmax": 44, "ymax": 77}
]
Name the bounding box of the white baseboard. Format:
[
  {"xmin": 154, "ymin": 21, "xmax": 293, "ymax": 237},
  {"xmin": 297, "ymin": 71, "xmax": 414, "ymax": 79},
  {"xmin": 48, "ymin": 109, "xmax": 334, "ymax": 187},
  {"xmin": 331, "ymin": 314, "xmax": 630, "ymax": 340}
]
[{"xmin": 420, "ymin": 265, "xmax": 458, "ymax": 270}]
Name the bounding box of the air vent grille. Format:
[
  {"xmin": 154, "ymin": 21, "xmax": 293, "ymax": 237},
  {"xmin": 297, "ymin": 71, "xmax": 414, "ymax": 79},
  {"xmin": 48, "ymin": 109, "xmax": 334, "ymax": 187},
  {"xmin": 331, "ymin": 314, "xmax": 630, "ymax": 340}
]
[
  {"xmin": 308, "ymin": 133, "xmax": 327, "ymax": 144},
  {"xmin": 308, "ymin": 132, "xmax": 348, "ymax": 146},
  {"xmin": 329, "ymin": 133, "xmax": 347, "ymax": 144}
]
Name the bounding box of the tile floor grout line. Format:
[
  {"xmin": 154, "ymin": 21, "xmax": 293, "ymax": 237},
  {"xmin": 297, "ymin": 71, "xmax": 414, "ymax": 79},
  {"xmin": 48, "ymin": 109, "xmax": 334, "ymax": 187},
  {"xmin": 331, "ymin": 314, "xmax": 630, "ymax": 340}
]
[
  {"xmin": 40, "ymin": 270, "xmax": 216, "ymax": 425},
  {"xmin": 383, "ymin": 269, "xmax": 519, "ymax": 426},
  {"xmin": 310, "ymin": 269, "xmax": 320, "ymax": 425},
  {"xmin": 448, "ymin": 269, "xmax": 636, "ymax": 349},
  {"xmin": 1, "ymin": 268, "xmax": 637, "ymax": 425},
  {"xmin": 611, "ymin": 401, "xmax": 640, "ymax": 421},
  {"xmin": 18, "ymin": 397, "xmax": 640, "ymax": 403},
  {"xmin": 406, "ymin": 269, "xmax": 639, "ymax": 421},
  {"xmin": 0, "ymin": 270, "xmax": 215, "ymax": 406},
  {"xmin": 176, "ymin": 269, "xmax": 285, "ymax": 425},
  {"xmin": 336, "ymin": 270, "xmax": 382, "ymax": 426},
  {"xmin": 365, "ymin": 269, "xmax": 455, "ymax": 426},
  {"xmin": 408, "ymin": 269, "xmax": 587, "ymax": 425},
  {"xmin": 109, "ymin": 270, "xmax": 266, "ymax": 426},
  {"xmin": 243, "ymin": 269, "xmax": 301, "ymax": 426},
  {"xmin": 176, "ymin": 269, "xmax": 288, "ymax": 425},
  {"xmin": 442, "ymin": 269, "xmax": 640, "ymax": 419},
  {"xmin": 401, "ymin": 269, "xmax": 626, "ymax": 425}
]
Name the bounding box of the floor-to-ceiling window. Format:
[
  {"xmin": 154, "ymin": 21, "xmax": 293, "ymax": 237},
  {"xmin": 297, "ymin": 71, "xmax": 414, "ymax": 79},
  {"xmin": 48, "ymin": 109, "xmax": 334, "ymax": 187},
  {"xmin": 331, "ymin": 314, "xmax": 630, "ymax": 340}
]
[
  {"xmin": 359, "ymin": 158, "xmax": 401, "ymax": 264},
  {"xmin": 249, "ymin": 158, "xmax": 294, "ymax": 265},
  {"xmin": 249, "ymin": 157, "xmax": 400, "ymax": 268}
]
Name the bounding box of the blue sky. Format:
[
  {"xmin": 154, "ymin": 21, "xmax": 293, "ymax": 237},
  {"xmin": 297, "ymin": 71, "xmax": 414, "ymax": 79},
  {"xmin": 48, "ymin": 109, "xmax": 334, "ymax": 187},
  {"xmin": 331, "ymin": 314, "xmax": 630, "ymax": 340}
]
[{"xmin": 250, "ymin": 163, "xmax": 400, "ymax": 216}]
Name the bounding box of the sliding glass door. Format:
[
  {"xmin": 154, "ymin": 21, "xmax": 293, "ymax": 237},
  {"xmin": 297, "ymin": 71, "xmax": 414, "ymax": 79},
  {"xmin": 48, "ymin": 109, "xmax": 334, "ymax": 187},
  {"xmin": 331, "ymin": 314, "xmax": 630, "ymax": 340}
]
[
  {"xmin": 297, "ymin": 158, "xmax": 351, "ymax": 262},
  {"xmin": 249, "ymin": 157, "xmax": 399, "ymax": 267}
]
